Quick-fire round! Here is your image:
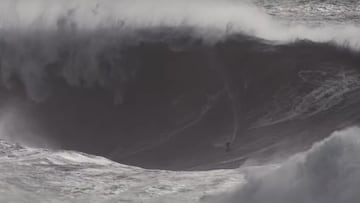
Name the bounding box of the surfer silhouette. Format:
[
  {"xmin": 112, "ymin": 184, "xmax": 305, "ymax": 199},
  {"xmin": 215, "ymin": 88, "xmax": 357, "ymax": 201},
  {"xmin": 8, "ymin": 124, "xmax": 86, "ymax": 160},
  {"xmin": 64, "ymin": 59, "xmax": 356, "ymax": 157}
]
[{"xmin": 225, "ymin": 142, "xmax": 231, "ymax": 152}]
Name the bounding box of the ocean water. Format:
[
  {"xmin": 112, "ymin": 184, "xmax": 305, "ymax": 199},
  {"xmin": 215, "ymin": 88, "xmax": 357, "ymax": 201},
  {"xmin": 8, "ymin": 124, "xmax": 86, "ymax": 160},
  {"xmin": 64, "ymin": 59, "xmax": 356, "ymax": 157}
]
[{"xmin": 0, "ymin": 0, "xmax": 360, "ymax": 202}]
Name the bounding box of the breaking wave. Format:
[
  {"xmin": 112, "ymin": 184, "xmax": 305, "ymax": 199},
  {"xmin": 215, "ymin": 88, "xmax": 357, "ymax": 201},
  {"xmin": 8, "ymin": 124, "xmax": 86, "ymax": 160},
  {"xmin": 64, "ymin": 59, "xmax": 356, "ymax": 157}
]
[
  {"xmin": 0, "ymin": 0, "xmax": 360, "ymax": 202},
  {"xmin": 1, "ymin": 0, "xmax": 360, "ymax": 101},
  {"xmin": 0, "ymin": 0, "xmax": 360, "ymax": 170}
]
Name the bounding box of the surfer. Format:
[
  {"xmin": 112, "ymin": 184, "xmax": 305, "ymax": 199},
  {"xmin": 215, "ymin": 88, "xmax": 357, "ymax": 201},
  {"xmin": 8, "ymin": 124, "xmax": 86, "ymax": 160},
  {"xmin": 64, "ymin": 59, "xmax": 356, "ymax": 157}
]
[{"xmin": 225, "ymin": 142, "xmax": 231, "ymax": 152}]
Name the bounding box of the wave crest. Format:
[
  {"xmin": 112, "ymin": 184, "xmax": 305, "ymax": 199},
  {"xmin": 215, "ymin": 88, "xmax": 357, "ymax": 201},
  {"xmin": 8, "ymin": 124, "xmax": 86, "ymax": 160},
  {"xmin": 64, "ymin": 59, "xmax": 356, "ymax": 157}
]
[{"xmin": 1, "ymin": 0, "xmax": 360, "ymax": 102}]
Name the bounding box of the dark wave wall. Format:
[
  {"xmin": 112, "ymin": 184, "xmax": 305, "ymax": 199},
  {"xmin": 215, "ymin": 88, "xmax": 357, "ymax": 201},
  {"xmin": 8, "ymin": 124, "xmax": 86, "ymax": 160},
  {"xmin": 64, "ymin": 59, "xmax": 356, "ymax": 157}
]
[{"xmin": 1, "ymin": 32, "xmax": 360, "ymax": 170}]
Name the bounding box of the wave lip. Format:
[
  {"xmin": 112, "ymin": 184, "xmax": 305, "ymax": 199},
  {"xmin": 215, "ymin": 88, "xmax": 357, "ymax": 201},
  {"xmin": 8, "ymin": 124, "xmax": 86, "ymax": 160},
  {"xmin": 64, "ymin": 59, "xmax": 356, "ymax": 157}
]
[
  {"xmin": 1, "ymin": 0, "xmax": 360, "ymax": 103},
  {"xmin": 2, "ymin": 0, "xmax": 360, "ymax": 45}
]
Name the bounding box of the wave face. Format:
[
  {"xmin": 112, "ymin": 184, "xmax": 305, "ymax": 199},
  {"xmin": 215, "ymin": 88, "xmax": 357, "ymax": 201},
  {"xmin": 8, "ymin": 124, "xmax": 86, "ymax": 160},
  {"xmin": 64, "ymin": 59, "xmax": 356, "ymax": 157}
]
[{"xmin": 0, "ymin": 0, "xmax": 360, "ymax": 171}]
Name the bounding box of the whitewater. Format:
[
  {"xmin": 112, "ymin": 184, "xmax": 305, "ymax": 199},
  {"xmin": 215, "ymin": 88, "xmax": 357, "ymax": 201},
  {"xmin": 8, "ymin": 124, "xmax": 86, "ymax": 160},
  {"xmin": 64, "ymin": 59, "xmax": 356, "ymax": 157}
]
[
  {"xmin": 1, "ymin": 0, "xmax": 360, "ymax": 202},
  {"xmin": 1, "ymin": 127, "xmax": 360, "ymax": 202},
  {"xmin": 1, "ymin": 0, "xmax": 360, "ymax": 100}
]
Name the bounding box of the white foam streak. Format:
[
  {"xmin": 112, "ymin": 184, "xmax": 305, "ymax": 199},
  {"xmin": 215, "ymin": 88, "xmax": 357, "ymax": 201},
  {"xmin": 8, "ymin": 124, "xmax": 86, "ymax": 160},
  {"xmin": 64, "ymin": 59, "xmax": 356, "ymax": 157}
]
[{"xmin": 1, "ymin": 0, "xmax": 360, "ymax": 47}]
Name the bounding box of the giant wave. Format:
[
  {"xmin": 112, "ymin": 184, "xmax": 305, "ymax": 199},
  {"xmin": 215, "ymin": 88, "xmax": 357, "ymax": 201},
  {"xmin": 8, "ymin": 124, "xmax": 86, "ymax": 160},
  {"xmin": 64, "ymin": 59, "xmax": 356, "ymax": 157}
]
[
  {"xmin": 0, "ymin": 0, "xmax": 360, "ymax": 170},
  {"xmin": 1, "ymin": 0, "xmax": 360, "ymax": 202}
]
